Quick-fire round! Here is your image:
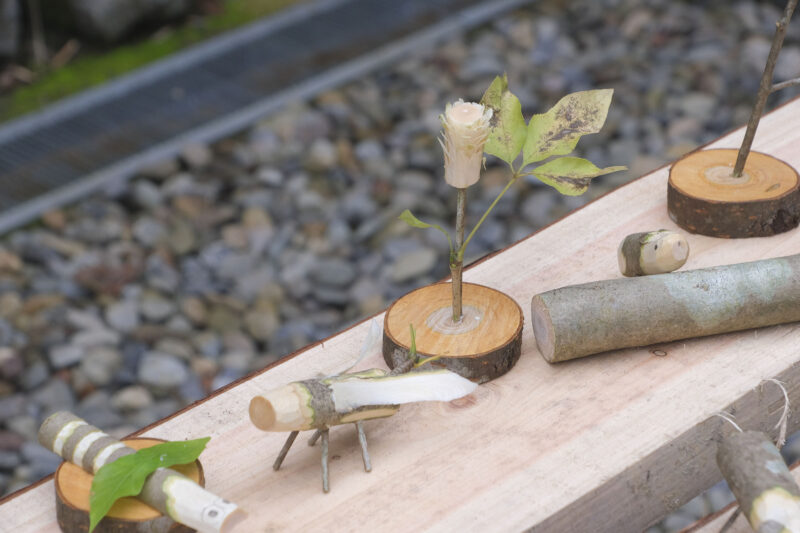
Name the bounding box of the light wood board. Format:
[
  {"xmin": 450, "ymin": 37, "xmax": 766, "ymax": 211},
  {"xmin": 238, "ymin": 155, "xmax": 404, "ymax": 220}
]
[{"xmin": 3, "ymin": 99, "xmax": 800, "ymax": 533}]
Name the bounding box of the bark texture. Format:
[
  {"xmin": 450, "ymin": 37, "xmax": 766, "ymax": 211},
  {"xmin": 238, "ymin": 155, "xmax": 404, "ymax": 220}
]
[
  {"xmin": 382, "ymin": 327, "xmax": 522, "ymax": 384},
  {"xmin": 717, "ymin": 431, "xmax": 800, "ymax": 532},
  {"xmin": 531, "ymin": 254, "xmax": 800, "ymax": 362}
]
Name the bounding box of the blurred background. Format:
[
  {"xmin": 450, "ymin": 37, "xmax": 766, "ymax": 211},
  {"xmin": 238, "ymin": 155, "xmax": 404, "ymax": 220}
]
[{"xmin": 1, "ymin": 0, "xmax": 799, "ymax": 529}]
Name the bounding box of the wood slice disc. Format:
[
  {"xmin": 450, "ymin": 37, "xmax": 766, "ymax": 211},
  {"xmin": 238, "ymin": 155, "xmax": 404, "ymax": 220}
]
[
  {"xmin": 55, "ymin": 438, "xmax": 204, "ymax": 533},
  {"xmin": 667, "ymin": 148, "xmax": 800, "ymax": 238},
  {"xmin": 383, "ymin": 282, "xmax": 523, "ymax": 383}
]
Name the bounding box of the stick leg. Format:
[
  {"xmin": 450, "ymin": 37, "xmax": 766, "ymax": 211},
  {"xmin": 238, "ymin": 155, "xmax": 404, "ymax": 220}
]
[
  {"xmin": 273, "ymin": 431, "xmax": 299, "ymax": 471},
  {"xmin": 356, "ymin": 421, "xmax": 371, "ymax": 472},
  {"xmin": 308, "ymin": 429, "xmax": 322, "ymax": 447},
  {"xmin": 321, "ymin": 429, "xmax": 330, "ymax": 493}
]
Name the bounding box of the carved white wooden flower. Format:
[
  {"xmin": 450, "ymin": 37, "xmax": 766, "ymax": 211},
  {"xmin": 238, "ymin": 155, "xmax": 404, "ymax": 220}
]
[{"xmin": 440, "ymin": 100, "xmax": 492, "ymax": 188}]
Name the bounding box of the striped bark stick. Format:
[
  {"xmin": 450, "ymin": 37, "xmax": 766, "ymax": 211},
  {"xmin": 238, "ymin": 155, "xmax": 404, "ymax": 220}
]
[
  {"xmin": 717, "ymin": 431, "xmax": 800, "ymax": 532},
  {"xmin": 531, "ymin": 253, "xmax": 800, "ymax": 362},
  {"xmin": 39, "ymin": 412, "xmax": 245, "ymax": 533}
]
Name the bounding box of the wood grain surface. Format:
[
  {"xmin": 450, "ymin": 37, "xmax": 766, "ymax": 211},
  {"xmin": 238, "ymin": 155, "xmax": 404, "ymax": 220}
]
[{"xmin": 3, "ymin": 98, "xmax": 800, "ymax": 533}]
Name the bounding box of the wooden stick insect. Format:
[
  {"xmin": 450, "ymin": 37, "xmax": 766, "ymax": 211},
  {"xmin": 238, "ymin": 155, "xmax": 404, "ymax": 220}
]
[{"xmin": 248, "ymin": 321, "xmax": 477, "ymax": 492}]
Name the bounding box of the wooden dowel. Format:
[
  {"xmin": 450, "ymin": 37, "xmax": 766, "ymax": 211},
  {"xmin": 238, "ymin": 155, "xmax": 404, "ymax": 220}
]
[
  {"xmin": 356, "ymin": 421, "xmax": 371, "ymax": 473},
  {"xmin": 717, "ymin": 431, "xmax": 800, "ymax": 532},
  {"xmin": 321, "ymin": 430, "xmax": 330, "ymax": 493},
  {"xmin": 273, "ymin": 431, "xmax": 299, "ymax": 471},
  {"xmin": 39, "ymin": 412, "xmax": 245, "ymax": 533},
  {"xmin": 531, "ymin": 254, "xmax": 800, "ymax": 362}
]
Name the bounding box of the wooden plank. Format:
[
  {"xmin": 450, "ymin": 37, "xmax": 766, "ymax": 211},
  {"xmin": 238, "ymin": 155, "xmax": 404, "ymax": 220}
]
[
  {"xmin": 686, "ymin": 462, "xmax": 800, "ymax": 533},
  {"xmin": 3, "ymin": 99, "xmax": 800, "ymax": 532}
]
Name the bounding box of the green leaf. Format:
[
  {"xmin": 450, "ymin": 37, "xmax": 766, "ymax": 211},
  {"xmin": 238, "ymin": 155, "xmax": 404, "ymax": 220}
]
[
  {"xmin": 522, "ymin": 89, "xmax": 614, "ymax": 167},
  {"xmin": 530, "ymin": 157, "xmax": 626, "ymax": 196},
  {"xmin": 398, "ymin": 209, "xmax": 452, "ymax": 253},
  {"xmin": 480, "ymin": 74, "xmax": 508, "ymax": 111},
  {"xmin": 480, "ymin": 75, "xmax": 526, "ymax": 166},
  {"xmin": 89, "ymin": 437, "xmax": 210, "ymax": 532}
]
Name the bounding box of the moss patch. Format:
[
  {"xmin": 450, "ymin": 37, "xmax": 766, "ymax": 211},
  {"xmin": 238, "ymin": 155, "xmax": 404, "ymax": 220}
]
[{"xmin": 0, "ymin": 0, "xmax": 302, "ymax": 123}]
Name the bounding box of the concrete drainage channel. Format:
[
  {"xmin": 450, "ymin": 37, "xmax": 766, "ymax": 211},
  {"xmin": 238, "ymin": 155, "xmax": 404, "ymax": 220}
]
[{"xmin": 0, "ymin": 0, "xmax": 532, "ymax": 235}]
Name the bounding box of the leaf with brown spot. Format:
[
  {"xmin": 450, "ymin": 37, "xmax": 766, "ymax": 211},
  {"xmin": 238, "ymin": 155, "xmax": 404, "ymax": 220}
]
[
  {"xmin": 480, "ymin": 75, "xmax": 526, "ymax": 165},
  {"xmin": 522, "ymin": 89, "xmax": 614, "ymax": 167},
  {"xmin": 530, "ymin": 157, "xmax": 626, "ymax": 196}
]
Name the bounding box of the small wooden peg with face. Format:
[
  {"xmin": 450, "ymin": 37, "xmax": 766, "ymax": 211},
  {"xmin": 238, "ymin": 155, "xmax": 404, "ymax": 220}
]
[{"xmin": 617, "ymin": 230, "xmax": 689, "ymax": 277}]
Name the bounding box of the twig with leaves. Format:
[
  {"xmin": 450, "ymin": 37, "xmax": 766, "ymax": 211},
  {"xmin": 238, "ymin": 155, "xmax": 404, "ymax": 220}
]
[{"xmin": 401, "ymin": 75, "xmax": 624, "ymax": 323}]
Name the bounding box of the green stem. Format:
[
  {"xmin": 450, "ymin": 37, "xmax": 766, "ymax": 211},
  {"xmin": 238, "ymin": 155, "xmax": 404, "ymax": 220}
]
[
  {"xmin": 457, "ymin": 173, "xmax": 520, "ymax": 261},
  {"xmin": 452, "ymin": 188, "xmax": 467, "ymax": 322}
]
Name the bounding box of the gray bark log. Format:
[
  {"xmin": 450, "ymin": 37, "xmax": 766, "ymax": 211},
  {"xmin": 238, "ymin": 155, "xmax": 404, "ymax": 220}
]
[{"xmin": 531, "ymin": 254, "xmax": 800, "ymax": 362}]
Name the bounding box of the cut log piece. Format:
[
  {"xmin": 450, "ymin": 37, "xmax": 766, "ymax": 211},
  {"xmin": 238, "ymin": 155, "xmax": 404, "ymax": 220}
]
[
  {"xmin": 55, "ymin": 438, "xmax": 201, "ymax": 533},
  {"xmin": 39, "ymin": 412, "xmax": 245, "ymax": 533},
  {"xmin": 667, "ymin": 148, "xmax": 800, "ymax": 238},
  {"xmin": 617, "ymin": 230, "xmax": 689, "ymax": 276},
  {"xmin": 531, "ymin": 253, "xmax": 800, "ymax": 362},
  {"xmin": 717, "ymin": 431, "xmax": 800, "ymax": 532},
  {"xmin": 383, "ymin": 282, "xmax": 523, "ymax": 383}
]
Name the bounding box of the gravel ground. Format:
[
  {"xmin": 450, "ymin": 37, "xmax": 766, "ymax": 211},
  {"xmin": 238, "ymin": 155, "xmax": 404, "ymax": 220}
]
[{"xmin": 2, "ymin": 0, "xmax": 800, "ymax": 528}]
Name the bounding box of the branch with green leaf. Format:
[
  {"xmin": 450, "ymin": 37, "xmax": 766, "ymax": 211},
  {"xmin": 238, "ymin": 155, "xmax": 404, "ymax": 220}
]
[
  {"xmin": 400, "ymin": 75, "xmax": 625, "ymax": 321},
  {"xmin": 38, "ymin": 411, "xmax": 244, "ymax": 533},
  {"xmin": 89, "ymin": 438, "xmax": 210, "ymax": 532}
]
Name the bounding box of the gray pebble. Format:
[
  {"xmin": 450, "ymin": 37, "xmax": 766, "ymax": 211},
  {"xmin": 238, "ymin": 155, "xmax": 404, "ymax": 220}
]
[
  {"xmin": 138, "ymin": 352, "xmax": 188, "ymax": 390},
  {"xmin": 47, "ymin": 344, "xmax": 83, "ymax": 369},
  {"xmin": 140, "ymin": 292, "xmax": 176, "ymax": 322},
  {"xmin": 132, "ymin": 217, "xmax": 167, "ymax": 247},
  {"xmin": 390, "ymin": 248, "xmax": 437, "ymax": 283},
  {"xmin": 111, "ymin": 386, "xmax": 153, "ymax": 412},
  {"xmin": 105, "ymin": 300, "xmax": 140, "ymax": 333}
]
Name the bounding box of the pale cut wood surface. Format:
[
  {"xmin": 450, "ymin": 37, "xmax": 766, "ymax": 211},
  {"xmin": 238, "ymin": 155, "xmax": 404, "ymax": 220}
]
[
  {"xmin": 385, "ymin": 282, "xmax": 522, "ymax": 356},
  {"xmin": 3, "ymin": 98, "xmax": 800, "ymax": 533}
]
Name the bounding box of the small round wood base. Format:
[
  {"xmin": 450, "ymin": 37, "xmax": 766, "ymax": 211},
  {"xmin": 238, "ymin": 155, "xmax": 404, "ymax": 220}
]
[
  {"xmin": 667, "ymin": 148, "xmax": 800, "ymax": 238},
  {"xmin": 54, "ymin": 438, "xmax": 204, "ymax": 533},
  {"xmin": 382, "ymin": 282, "xmax": 523, "ymax": 383}
]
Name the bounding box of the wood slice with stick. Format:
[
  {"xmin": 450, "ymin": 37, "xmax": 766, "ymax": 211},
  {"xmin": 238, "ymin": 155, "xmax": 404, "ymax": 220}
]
[
  {"xmin": 667, "ymin": 149, "xmax": 800, "ymax": 238},
  {"xmin": 55, "ymin": 438, "xmax": 203, "ymax": 533},
  {"xmin": 383, "ymin": 282, "xmax": 523, "ymax": 383}
]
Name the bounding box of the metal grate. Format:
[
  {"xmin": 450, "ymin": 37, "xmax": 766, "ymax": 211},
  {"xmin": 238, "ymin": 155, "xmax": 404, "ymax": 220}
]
[{"xmin": 0, "ymin": 0, "xmax": 530, "ymax": 230}]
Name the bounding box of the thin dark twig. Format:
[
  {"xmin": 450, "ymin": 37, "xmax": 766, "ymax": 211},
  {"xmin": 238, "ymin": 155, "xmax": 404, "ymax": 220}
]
[
  {"xmin": 771, "ymin": 76, "xmax": 800, "ymax": 92},
  {"xmin": 733, "ymin": 0, "xmax": 799, "ymax": 177},
  {"xmin": 718, "ymin": 507, "xmax": 742, "ymax": 533}
]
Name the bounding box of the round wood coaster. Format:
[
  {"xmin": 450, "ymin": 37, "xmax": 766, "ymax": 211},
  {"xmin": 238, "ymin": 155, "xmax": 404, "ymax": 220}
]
[
  {"xmin": 55, "ymin": 438, "xmax": 204, "ymax": 533},
  {"xmin": 383, "ymin": 282, "xmax": 523, "ymax": 383},
  {"xmin": 667, "ymin": 148, "xmax": 800, "ymax": 238}
]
